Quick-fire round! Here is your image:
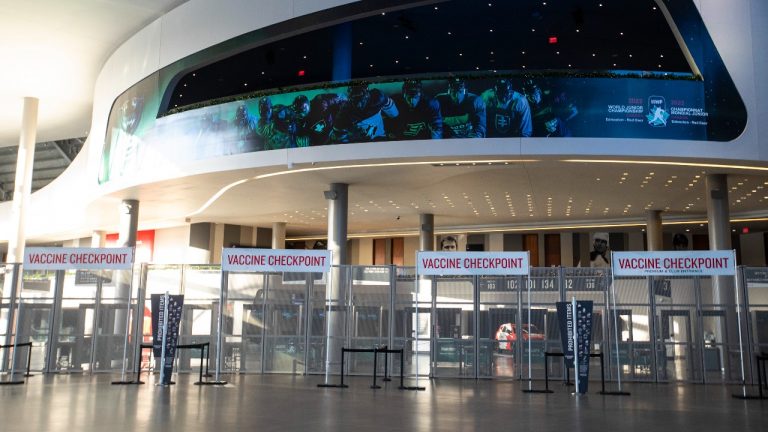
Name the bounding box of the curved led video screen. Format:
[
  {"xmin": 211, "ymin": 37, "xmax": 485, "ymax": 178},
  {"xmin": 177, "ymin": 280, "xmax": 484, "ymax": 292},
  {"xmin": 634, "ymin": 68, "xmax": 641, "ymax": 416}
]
[{"xmin": 98, "ymin": 0, "xmax": 747, "ymax": 184}]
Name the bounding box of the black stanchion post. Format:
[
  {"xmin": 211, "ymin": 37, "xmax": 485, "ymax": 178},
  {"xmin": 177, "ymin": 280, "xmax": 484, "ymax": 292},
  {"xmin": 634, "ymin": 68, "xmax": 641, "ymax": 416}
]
[
  {"xmin": 545, "ymin": 353, "xmax": 550, "ymax": 392},
  {"xmin": 522, "ymin": 352, "xmax": 554, "ymax": 394},
  {"xmin": 24, "ymin": 343, "xmax": 33, "ymax": 377},
  {"xmin": 383, "ymin": 346, "xmax": 391, "ymax": 382},
  {"xmin": 204, "ymin": 343, "xmax": 211, "ymax": 377},
  {"xmin": 0, "ymin": 343, "xmax": 28, "ymax": 385},
  {"xmin": 341, "ymin": 347, "xmax": 346, "ymax": 387},
  {"xmin": 198, "ymin": 344, "xmax": 204, "ymax": 384},
  {"xmin": 371, "ymin": 347, "xmax": 380, "ymax": 389},
  {"xmin": 189, "ymin": 342, "xmax": 226, "ymax": 386},
  {"xmin": 756, "ymin": 355, "xmax": 765, "ymax": 399},
  {"xmin": 600, "ymin": 352, "xmax": 606, "ymax": 394},
  {"xmin": 597, "ymin": 351, "xmax": 630, "ymax": 396}
]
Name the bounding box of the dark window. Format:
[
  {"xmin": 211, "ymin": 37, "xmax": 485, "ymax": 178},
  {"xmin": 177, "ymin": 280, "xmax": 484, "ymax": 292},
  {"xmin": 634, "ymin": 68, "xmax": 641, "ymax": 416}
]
[{"xmin": 167, "ymin": 0, "xmax": 690, "ymax": 110}]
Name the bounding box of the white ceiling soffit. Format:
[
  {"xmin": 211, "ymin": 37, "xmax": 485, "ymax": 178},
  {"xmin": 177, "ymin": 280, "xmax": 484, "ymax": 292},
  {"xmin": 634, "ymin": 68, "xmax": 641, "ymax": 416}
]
[{"xmin": 0, "ymin": 0, "xmax": 188, "ymax": 147}]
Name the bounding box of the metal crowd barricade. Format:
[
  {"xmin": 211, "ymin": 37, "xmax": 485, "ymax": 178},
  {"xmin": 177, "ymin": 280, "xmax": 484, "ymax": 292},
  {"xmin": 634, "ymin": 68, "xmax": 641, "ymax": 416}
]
[
  {"xmin": 4, "ymin": 251, "xmax": 765, "ymax": 390},
  {"xmin": 4, "ymin": 249, "xmax": 137, "ymax": 377},
  {"xmin": 0, "ymin": 342, "xmax": 33, "ymax": 385}
]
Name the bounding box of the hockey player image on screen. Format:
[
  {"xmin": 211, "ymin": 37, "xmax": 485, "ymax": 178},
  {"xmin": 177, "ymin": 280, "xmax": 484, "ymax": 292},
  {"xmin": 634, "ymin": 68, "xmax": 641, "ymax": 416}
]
[
  {"xmin": 232, "ymin": 103, "xmax": 260, "ymax": 153},
  {"xmin": 481, "ymin": 79, "xmax": 532, "ymax": 137},
  {"xmin": 523, "ymin": 79, "xmax": 578, "ymax": 138},
  {"xmin": 436, "ymin": 78, "xmax": 486, "ymax": 138},
  {"xmin": 295, "ymin": 93, "xmax": 346, "ymax": 146},
  {"xmin": 332, "ymin": 84, "xmax": 399, "ymax": 143},
  {"xmin": 252, "ymin": 97, "xmax": 277, "ymax": 150},
  {"xmin": 390, "ymin": 80, "xmax": 443, "ymax": 140},
  {"xmin": 260, "ymin": 96, "xmax": 306, "ymax": 150}
]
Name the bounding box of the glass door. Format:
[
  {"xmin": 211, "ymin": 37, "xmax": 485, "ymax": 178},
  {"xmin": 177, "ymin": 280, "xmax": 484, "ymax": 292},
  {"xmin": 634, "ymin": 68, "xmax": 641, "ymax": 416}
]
[
  {"xmin": 659, "ymin": 310, "xmax": 694, "ymax": 381},
  {"xmin": 431, "ymin": 277, "xmax": 475, "ymax": 378}
]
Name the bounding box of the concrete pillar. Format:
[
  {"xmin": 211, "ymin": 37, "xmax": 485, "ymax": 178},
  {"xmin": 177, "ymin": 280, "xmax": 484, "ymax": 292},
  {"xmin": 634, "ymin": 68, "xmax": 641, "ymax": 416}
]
[
  {"xmin": 646, "ymin": 210, "xmax": 663, "ymax": 251},
  {"xmin": 326, "ymin": 184, "xmax": 348, "ymax": 265},
  {"xmin": 324, "ymin": 183, "xmax": 348, "ymax": 372},
  {"xmin": 115, "ymin": 200, "xmax": 139, "ymax": 334},
  {"xmin": 419, "ymin": 214, "xmax": 434, "ymax": 251},
  {"xmin": 6, "ymin": 97, "xmax": 39, "ymax": 264},
  {"xmin": 705, "ymin": 174, "xmax": 738, "ymax": 379},
  {"xmin": 272, "ymin": 222, "xmax": 286, "ymax": 249},
  {"xmin": 706, "ymin": 175, "xmax": 731, "ymax": 251},
  {"xmin": 118, "ymin": 200, "xmax": 140, "ymax": 248}
]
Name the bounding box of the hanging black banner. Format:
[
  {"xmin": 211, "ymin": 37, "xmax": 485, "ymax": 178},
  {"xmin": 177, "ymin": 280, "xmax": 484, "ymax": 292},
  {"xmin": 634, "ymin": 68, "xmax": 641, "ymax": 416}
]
[
  {"xmin": 557, "ymin": 300, "xmax": 594, "ymax": 394},
  {"xmin": 151, "ymin": 293, "xmax": 185, "ymax": 385}
]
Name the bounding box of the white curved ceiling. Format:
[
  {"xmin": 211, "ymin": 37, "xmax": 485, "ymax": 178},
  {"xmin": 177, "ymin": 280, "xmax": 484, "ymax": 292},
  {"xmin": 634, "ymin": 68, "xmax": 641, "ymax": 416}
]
[
  {"xmin": 97, "ymin": 158, "xmax": 768, "ymax": 240},
  {"xmin": 0, "ymin": 0, "xmax": 187, "ymax": 147}
]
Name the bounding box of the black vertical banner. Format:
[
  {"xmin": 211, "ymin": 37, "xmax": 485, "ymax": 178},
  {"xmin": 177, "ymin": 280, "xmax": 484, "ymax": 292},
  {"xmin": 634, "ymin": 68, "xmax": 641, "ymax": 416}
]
[
  {"xmin": 556, "ymin": 302, "xmax": 575, "ymax": 368},
  {"xmin": 575, "ymin": 300, "xmax": 594, "ymax": 394},
  {"xmin": 151, "ymin": 294, "xmax": 185, "ymax": 385},
  {"xmin": 557, "ymin": 300, "xmax": 594, "ymax": 394}
]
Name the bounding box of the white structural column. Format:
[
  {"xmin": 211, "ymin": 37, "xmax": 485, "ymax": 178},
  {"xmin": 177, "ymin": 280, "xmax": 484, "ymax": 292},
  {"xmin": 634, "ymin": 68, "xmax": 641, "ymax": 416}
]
[
  {"xmin": 324, "ymin": 183, "xmax": 348, "ymax": 372},
  {"xmin": 419, "ymin": 214, "xmax": 434, "ymax": 251},
  {"xmin": 705, "ymin": 174, "xmax": 738, "ymax": 380},
  {"xmin": 706, "ymin": 175, "xmax": 731, "ymax": 252},
  {"xmin": 272, "ymin": 222, "xmax": 286, "ymax": 249},
  {"xmin": 6, "ymin": 97, "xmax": 39, "ymax": 263},
  {"xmin": 118, "ymin": 200, "xmax": 140, "ymax": 248},
  {"xmin": 326, "ymin": 183, "xmax": 348, "ymax": 265},
  {"xmin": 115, "ymin": 200, "xmax": 139, "ymax": 335},
  {"xmin": 646, "ymin": 210, "xmax": 663, "ymax": 251}
]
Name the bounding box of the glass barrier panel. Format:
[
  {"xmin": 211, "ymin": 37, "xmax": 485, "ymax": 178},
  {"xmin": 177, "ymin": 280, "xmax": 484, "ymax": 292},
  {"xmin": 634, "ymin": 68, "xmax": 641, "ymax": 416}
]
[
  {"xmin": 176, "ymin": 265, "xmax": 219, "ymax": 373},
  {"xmin": 307, "ymin": 270, "xmax": 328, "ymax": 375},
  {"xmin": 14, "ymin": 298, "xmax": 54, "ymax": 371},
  {"xmin": 347, "ymin": 266, "xmax": 391, "ymax": 376},
  {"xmin": 263, "ymin": 273, "xmax": 310, "ymax": 374},
  {"xmin": 609, "ymin": 276, "xmax": 654, "ymax": 382},
  {"xmin": 393, "ymin": 269, "xmax": 426, "ymax": 378},
  {"xmin": 479, "ymin": 275, "xmax": 520, "ymax": 379},
  {"xmin": 225, "ymin": 272, "xmax": 267, "ymax": 373}
]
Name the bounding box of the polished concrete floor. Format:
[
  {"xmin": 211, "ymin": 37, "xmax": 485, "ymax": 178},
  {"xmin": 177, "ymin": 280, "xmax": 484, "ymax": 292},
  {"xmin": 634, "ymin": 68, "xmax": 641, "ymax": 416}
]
[{"xmin": 0, "ymin": 373, "xmax": 766, "ymax": 432}]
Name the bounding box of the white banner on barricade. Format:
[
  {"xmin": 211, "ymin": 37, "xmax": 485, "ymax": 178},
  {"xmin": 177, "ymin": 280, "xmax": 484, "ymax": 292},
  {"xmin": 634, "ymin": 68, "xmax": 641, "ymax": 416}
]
[
  {"xmin": 611, "ymin": 250, "xmax": 736, "ymax": 277},
  {"xmin": 23, "ymin": 247, "xmax": 135, "ymax": 270},
  {"xmin": 221, "ymin": 248, "xmax": 331, "ymax": 273},
  {"xmin": 416, "ymin": 251, "xmax": 530, "ymax": 276}
]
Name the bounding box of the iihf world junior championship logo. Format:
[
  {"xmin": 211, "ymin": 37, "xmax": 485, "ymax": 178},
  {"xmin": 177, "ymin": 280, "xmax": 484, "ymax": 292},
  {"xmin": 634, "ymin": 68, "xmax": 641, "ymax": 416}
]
[{"xmin": 646, "ymin": 95, "xmax": 669, "ymax": 127}]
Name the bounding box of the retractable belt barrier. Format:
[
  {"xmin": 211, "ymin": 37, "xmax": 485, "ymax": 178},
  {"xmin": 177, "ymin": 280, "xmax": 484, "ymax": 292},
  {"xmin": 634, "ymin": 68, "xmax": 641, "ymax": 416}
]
[
  {"xmin": 318, "ymin": 346, "xmax": 424, "ymax": 391},
  {"xmin": 523, "ymin": 351, "xmax": 629, "ymax": 396},
  {"xmin": 733, "ymin": 353, "xmax": 768, "ymax": 400},
  {"xmin": 0, "ymin": 342, "xmax": 34, "ymax": 385},
  {"xmin": 124, "ymin": 342, "xmax": 216, "ymax": 385}
]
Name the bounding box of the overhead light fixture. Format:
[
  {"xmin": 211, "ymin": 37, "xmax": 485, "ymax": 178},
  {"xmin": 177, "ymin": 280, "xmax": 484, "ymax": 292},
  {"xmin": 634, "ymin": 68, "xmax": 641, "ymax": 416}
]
[{"xmin": 562, "ymin": 159, "xmax": 768, "ymax": 172}]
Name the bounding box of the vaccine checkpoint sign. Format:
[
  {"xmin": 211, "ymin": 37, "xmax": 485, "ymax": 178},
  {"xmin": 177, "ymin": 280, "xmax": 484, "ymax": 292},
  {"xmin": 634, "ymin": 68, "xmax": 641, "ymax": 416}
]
[
  {"xmin": 23, "ymin": 247, "xmax": 135, "ymax": 270},
  {"xmin": 416, "ymin": 252, "xmax": 530, "ymax": 276},
  {"xmin": 221, "ymin": 248, "xmax": 331, "ymax": 273},
  {"xmin": 611, "ymin": 251, "xmax": 736, "ymax": 277}
]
